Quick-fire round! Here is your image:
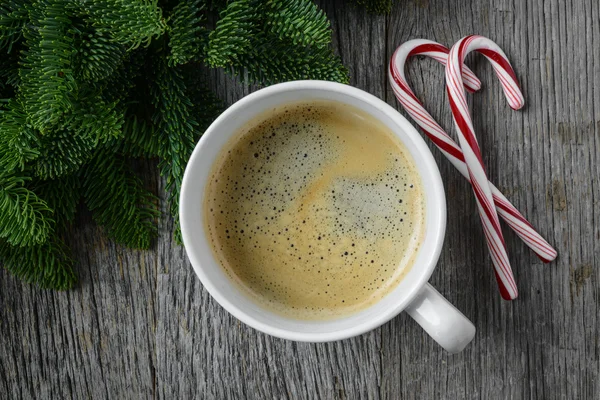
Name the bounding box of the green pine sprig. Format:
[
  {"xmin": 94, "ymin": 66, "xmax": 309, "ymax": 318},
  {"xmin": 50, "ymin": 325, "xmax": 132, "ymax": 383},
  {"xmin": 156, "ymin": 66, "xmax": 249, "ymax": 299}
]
[
  {"xmin": 34, "ymin": 128, "xmax": 96, "ymax": 179},
  {"xmin": 150, "ymin": 48, "xmax": 199, "ymax": 242},
  {"xmin": 73, "ymin": 23, "xmax": 127, "ymax": 82},
  {"xmin": 0, "ymin": 0, "xmax": 30, "ymax": 52},
  {"xmin": 206, "ymin": 0, "xmax": 259, "ymax": 69},
  {"xmin": 19, "ymin": 0, "xmax": 77, "ymax": 132},
  {"xmin": 0, "ymin": 0, "xmax": 358, "ymax": 289},
  {"xmin": 167, "ymin": 0, "xmax": 207, "ymax": 66},
  {"xmin": 0, "ymin": 236, "xmax": 76, "ymax": 290},
  {"xmin": 0, "ymin": 174, "xmax": 54, "ymax": 247},
  {"xmin": 66, "ymin": 88, "xmax": 125, "ymax": 143},
  {"xmin": 206, "ymin": 0, "xmax": 347, "ymax": 84},
  {"xmin": 265, "ymin": 0, "xmax": 331, "ymax": 47},
  {"xmin": 79, "ymin": 0, "xmax": 166, "ymax": 49},
  {"xmin": 0, "ymin": 99, "xmax": 40, "ymax": 172},
  {"xmin": 83, "ymin": 148, "xmax": 158, "ymax": 249},
  {"xmin": 32, "ymin": 174, "xmax": 80, "ymax": 231},
  {"xmin": 115, "ymin": 114, "xmax": 162, "ymax": 157}
]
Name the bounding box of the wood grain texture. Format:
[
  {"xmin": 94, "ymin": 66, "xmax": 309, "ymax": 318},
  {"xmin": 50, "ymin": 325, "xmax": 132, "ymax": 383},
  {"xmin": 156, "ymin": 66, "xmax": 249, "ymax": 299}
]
[{"xmin": 1, "ymin": 0, "xmax": 599, "ymax": 399}]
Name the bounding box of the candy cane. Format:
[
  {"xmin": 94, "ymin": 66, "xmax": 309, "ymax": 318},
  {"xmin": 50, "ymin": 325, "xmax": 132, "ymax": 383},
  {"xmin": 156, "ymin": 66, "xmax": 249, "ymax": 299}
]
[
  {"xmin": 445, "ymin": 35, "xmax": 531, "ymax": 299},
  {"xmin": 388, "ymin": 39, "xmax": 557, "ymax": 266}
]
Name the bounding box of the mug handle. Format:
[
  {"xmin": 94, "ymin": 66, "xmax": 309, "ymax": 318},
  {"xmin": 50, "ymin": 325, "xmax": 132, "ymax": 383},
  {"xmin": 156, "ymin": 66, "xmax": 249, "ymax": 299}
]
[{"xmin": 405, "ymin": 283, "xmax": 475, "ymax": 353}]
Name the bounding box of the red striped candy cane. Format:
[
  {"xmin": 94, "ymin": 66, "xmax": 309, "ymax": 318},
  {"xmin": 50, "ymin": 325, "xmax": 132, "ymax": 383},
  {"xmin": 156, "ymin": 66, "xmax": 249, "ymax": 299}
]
[
  {"xmin": 388, "ymin": 39, "xmax": 557, "ymax": 264},
  {"xmin": 446, "ymin": 35, "xmax": 524, "ymax": 299}
]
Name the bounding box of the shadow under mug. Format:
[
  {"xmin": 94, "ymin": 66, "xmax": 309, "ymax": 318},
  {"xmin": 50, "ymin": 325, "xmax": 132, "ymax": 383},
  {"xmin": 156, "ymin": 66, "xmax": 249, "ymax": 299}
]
[{"xmin": 180, "ymin": 81, "xmax": 475, "ymax": 353}]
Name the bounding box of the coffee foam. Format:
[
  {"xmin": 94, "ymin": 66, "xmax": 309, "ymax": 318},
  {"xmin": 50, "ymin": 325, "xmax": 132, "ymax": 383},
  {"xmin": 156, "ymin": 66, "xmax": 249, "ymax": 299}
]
[{"xmin": 204, "ymin": 100, "xmax": 425, "ymax": 319}]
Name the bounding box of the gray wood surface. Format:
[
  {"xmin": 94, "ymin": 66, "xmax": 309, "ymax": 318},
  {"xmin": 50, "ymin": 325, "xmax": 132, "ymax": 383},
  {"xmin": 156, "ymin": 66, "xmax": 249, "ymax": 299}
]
[{"xmin": 1, "ymin": 0, "xmax": 598, "ymax": 398}]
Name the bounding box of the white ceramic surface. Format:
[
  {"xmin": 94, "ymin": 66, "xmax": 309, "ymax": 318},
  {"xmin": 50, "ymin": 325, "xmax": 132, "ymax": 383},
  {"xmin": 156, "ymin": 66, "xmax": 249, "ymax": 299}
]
[{"xmin": 180, "ymin": 81, "xmax": 475, "ymax": 352}]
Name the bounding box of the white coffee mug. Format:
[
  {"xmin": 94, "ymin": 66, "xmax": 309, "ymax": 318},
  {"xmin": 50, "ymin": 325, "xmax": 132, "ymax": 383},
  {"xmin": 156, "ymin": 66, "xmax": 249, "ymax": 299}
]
[{"xmin": 180, "ymin": 81, "xmax": 475, "ymax": 353}]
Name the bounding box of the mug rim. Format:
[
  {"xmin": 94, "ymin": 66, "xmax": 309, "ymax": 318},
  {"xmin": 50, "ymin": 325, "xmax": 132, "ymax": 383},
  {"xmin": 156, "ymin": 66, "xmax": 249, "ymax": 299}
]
[{"xmin": 180, "ymin": 81, "xmax": 446, "ymax": 342}]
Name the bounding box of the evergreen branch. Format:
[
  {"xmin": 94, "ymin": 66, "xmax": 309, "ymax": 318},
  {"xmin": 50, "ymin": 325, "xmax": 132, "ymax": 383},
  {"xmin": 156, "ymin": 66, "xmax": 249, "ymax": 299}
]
[
  {"xmin": 105, "ymin": 110, "xmax": 161, "ymax": 158},
  {"xmin": 0, "ymin": 0, "xmax": 29, "ymax": 52},
  {"xmin": 34, "ymin": 88, "xmax": 124, "ymax": 180},
  {"xmin": 265, "ymin": 0, "xmax": 331, "ymax": 47},
  {"xmin": 83, "ymin": 148, "xmax": 158, "ymax": 248},
  {"xmin": 167, "ymin": 0, "xmax": 207, "ymax": 66},
  {"xmin": 80, "ymin": 0, "xmax": 166, "ymax": 49},
  {"xmin": 66, "ymin": 88, "xmax": 125, "ymax": 142},
  {"xmin": 103, "ymin": 50, "xmax": 158, "ymax": 156},
  {"xmin": 19, "ymin": 0, "xmax": 77, "ymax": 132},
  {"xmin": 257, "ymin": 36, "xmax": 348, "ymax": 83},
  {"xmin": 74, "ymin": 24, "xmax": 127, "ymax": 82},
  {"xmin": 219, "ymin": 33, "xmax": 348, "ymax": 84},
  {"xmin": 118, "ymin": 114, "xmax": 162, "ymax": 157},
  {"xmin": 34, "ymin": 128, "xmax": 96, "ymax": 179},
  {"xmin": 0, "ymin": 0, "xmax": 353, "ymax": 289},
  {"xmin": 206, "ymin": 0, "xmax": 347, "ymax": 84},
  {"xmin": 206, "ymin": 0, "xmax": 260, "ymax": 68},
  {"xmin": 0, "ymin": 174, "xmax": 54, "ymax": 247},
  {"xmin": 150, "ymin": 51, "xmax": 197, "ymax": 241},
  {"xmin": 0, "ymin": 236, "xmax": 76, "ymax": 290},
  {"xmin": 32, "ymin": 174, "xmax": 80, "ymax": 231},
  {"xmin": 0, "ymin": 99, "xmax": 41, "ymax": 173}
]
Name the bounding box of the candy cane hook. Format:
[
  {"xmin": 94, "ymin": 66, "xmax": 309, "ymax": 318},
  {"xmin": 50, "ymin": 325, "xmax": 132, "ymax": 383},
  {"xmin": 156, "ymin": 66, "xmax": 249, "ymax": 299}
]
[
  {"xmin": 388, "ymin": 39, "xmax": 557, "ymax": 266},
  {"xmin": 446, "ymin": 35, "xmax": 525, "ymax": 300}
]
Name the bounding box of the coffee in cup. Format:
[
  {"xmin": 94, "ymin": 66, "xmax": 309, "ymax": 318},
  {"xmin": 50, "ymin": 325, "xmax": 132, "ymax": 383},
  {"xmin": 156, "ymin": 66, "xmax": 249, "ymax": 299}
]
[{"xmin": 204, "ymin": 100, "xmax": 425, "ymax": 319}]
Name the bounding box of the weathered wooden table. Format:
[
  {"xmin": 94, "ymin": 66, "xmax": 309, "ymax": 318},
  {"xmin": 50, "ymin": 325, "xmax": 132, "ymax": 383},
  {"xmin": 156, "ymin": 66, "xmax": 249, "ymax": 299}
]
[{"xmin": 1, "ymin": 1, "xmax": 598, "ymax": 398}]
